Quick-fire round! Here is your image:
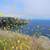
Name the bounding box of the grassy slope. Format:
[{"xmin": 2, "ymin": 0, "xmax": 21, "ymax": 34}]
[
  {"xmin": 0, "ymin": 30, "xmax": 50, "ymax": 50},
  {"xmin": 0, "ymin": 30, "xmax": 33, "ymax": 50}
]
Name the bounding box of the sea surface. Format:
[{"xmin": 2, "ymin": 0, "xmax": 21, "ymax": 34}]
[{"xmin": 19, "ymin": 20, "xmax": 50, "ymax": 38}]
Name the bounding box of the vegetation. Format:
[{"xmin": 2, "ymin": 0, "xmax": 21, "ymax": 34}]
[
  {"xmin": 0, "ymin": 17, "xmax": 50, "ymax": 50},
  {"xmin": 0, "ymin": 30, "xmax": 32, "ymax": 50},
  {"xmin": 0, "ymin": 17, "xmax": 28, "ymax": 31}
]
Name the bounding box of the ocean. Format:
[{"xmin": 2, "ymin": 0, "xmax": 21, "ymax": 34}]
[{"xmin": 19, "ymin": 20, "xmax": 50, "ymax": 38}]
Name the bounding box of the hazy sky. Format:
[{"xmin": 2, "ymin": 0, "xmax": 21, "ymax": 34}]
[{"xmin": 0, "ymin": 0, "xmax": 50, "ymax": 19}]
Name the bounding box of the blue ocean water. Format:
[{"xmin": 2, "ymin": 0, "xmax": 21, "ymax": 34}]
[{"xmin": 19, "ymin": 20, "xmax": 50, "ymax": 38}]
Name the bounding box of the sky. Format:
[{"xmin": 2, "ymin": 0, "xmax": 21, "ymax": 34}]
[{"xmin": 0, "ymin": 0, "xmax": 50, "ymax": 19}]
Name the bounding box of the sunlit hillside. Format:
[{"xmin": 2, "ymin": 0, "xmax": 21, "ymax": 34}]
[
  {"xmin": 0, "ymin": 30, "xmax": 50, "ymax": 50},
  {"xmin": 0, "ymin": 30, "xmax": 33, "ymax": 50}
]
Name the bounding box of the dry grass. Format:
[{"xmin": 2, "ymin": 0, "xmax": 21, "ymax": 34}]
[
  {"xmin": 32, "ymin": 36, "xmax": 50, "ymax": 50},
  {"xmin": 0, "ymin": 30, "xmax": 50, "ymax": 50},
  {"xmin": 0, "ymin": 30, "xmax": 33, "ymax": 50}
]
